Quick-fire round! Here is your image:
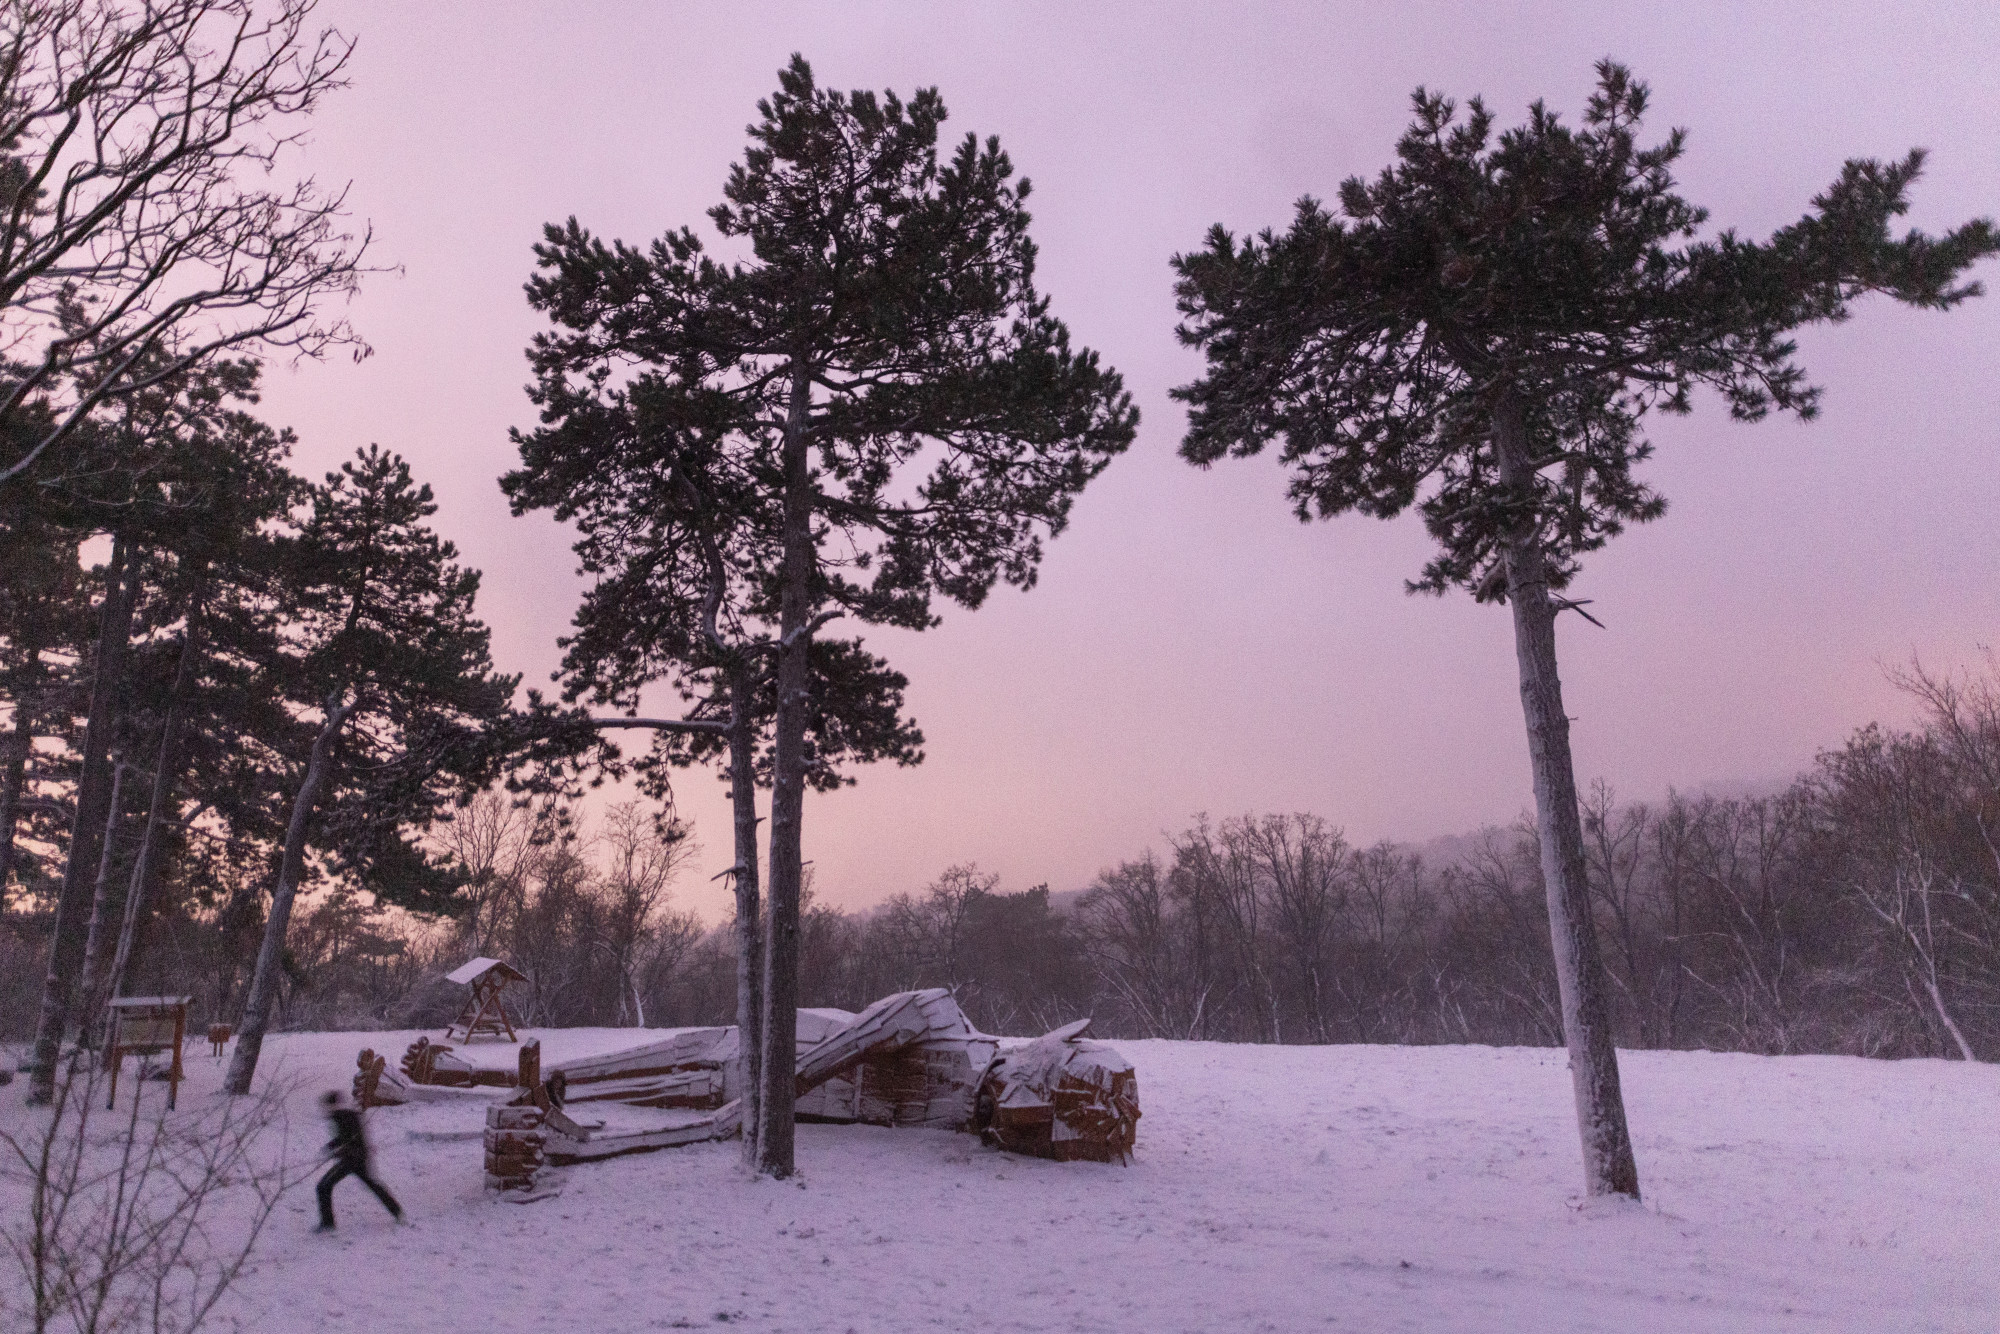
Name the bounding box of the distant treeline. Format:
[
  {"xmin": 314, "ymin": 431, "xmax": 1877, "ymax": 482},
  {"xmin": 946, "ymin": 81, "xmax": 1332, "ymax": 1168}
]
[{"xmin": 7, "ymin": 658, "xmax": 1990, "ymax": 1063}]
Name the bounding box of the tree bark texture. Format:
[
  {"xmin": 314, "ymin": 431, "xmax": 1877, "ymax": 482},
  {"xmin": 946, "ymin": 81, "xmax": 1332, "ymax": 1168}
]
[
  {"xmin": 756, "ymin": 360, "xmax": 814, "ymax": 1177},
  {"xmin": 0, "ymin": 670, "xmax": 36, "ymax": 904},
  {"xmin": 225, "ymin": 695, "xmax": 351, "ymax": 1096},
  {"xmin": 70, "ymin": 760, "xmax": 130, "ymax": 1051},
  {"xmin": 1492, "ymin": 391, "xmax": 1642, "ymax": 1200},
  {"xmin": 101, "ymin": 609, "xmax": 204, "ymax": 1024},
  {"xmin": 27, "ymin": 541, "xmax": 138, "ymax": 1104},
  {"xmin": 728, "ymin": 663, "xmax": 764, "ymax": 1169}
]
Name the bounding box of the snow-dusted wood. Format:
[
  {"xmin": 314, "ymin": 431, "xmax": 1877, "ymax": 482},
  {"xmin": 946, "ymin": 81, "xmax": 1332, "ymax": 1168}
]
[
  {"xmin": 482, "ymin": 1101, "xmax": 545, "ymax": 1188},
  {"xmin": 976, "ymin": 1019, "xmax": 1140, "ymax": 1163},
  {"xmin": 444, "ymin": 957, "xmax": 513, "ymax": 986},
  {"xmin": 400, "ymin": 1036, "xmax": 491, "ymax": 1087},
  {"xmin": 462, "ymin": 993, "xmax": 1140, "ymax": 1189},
  {"xmin": 353, "ymin": 1048, "xmax": 397, "ymax": 1108},
  {"xmin": 546, "ymin": 1026, "xmax": 732, "ymax": 1109},
  {"xmin": 538, "ymin": 1102, "xmax": 739, "ymax": 1165},
  {"xmin": 792, "ymin": 990, "xmax": 1012, "ymax": 1132},
  {"xmin": 443, "ymin": 958, "xmax": 526, "ymax": 1042},
  {"xmin": 103, "ymin": 996, "xmax": 190, "ymax": 1111}
]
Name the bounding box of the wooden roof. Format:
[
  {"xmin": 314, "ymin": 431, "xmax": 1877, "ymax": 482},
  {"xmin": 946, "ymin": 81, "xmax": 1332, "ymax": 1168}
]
[{"xmin": 445, "ymin": 957, "xmax": 526, "ymax": 986}]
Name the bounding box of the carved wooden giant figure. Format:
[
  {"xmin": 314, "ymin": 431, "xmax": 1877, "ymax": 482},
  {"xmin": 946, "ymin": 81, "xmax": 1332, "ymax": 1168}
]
[{"xmin": 403, "ymin": 989, "xmax": 1142, "ymax": 1189}]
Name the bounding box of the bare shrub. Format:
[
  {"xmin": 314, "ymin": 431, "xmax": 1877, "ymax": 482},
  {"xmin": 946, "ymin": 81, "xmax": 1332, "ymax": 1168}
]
[{"xmin": 1, "ymin": 1062, "xmax": 299, "ymax": 1333}]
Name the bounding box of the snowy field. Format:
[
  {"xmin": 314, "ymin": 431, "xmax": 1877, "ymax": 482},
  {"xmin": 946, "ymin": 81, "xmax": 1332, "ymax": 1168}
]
[{"xmin": 5, "ymin": 1031, "xmax": 1997, "ymax": 1333}]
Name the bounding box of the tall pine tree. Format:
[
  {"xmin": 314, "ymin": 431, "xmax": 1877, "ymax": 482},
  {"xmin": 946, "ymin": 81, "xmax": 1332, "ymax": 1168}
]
[
  {"xmin": 226, "ymin": 445, "xmax": 514, "ymax": 1093},
  {"xmin": 522, "ymin": 56, "xmax": 1136, "ymax": 1174},
  {"xmin": 21, "ymin": 355, "xmax": 297, "ymax": 1102},
  {"xmin": 1170, "ymin": 63, "xmax": 1997, "ymax": 1198}
]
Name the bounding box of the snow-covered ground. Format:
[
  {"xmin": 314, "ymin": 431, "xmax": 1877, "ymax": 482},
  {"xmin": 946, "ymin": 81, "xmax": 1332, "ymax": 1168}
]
[{"xmin": 5, "ymin": 1032, "xmax": 1996, "ymax": 1332}]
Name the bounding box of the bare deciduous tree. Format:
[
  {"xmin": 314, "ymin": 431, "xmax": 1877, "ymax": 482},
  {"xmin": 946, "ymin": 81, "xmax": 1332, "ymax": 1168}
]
[
  {"xmin": 594, "ymin": 802, "xmax": 696, "ymax": 1027},
  {"xmin": 1079, "ymin": 853, "xmax": 1213, "ymax": 1040},
  {"xmin": 1173, "ymin": 817, "xmax": 1280, "ymax": 1042},
  {"xmin": 1, "ymin": 1063, "xmax": 298, "ymax": 1333},
  {"xmin": 1245, "ymin": 814, "xmax": 1349, "ymax": 1044},
  {"xmin": 0, "ymin": 0, "xmax": 371, "ymax": 487}
]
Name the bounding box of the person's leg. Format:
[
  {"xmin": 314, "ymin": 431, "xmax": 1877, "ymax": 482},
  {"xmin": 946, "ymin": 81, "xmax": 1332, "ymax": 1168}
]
[
  {"xmin": 358, "ymin": 1168, "xmax": 403, "ymax": 1220},
  {"xmin": 316, "ymin": 1161, "xmax": 352, "ymax": 1229}
]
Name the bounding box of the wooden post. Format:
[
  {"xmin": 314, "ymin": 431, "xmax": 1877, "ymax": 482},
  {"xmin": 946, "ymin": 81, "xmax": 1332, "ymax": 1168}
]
[
  {"xmin": 103, "ymin": 997, "xmax": 190, "ymax": 1112},
  {"xmin": 166, "ymin": 1006, "xmax": 184, "ymax": 1110},
  {"xmin": 518, "ymin": 1039, "xmax": 541, "ymax": 1092}
]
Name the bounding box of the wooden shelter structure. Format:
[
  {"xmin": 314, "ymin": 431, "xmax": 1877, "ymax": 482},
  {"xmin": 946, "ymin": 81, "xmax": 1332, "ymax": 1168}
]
[
  {"xmin": 104, "ymin": 996, "xmax": 190, "ymax": 1110},
  {"xmin": 443, "ymin": 957, "xmax": 525, "ymax": 1042}
]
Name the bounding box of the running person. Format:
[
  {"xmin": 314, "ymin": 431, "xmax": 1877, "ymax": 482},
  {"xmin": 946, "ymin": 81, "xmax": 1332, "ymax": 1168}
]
[{"xmin": 315, "ymin": 1091, "xmax": 403, "ymax": 1231}]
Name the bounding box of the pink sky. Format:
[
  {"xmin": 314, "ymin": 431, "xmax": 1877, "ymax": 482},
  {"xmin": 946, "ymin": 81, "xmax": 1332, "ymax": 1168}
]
[{"xmin": 255, "ymin": 1, "xmax": 2000, "ymax": 917}]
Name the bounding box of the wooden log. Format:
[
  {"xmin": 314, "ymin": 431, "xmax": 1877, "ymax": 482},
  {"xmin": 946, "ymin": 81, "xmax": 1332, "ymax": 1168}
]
[
  {"xmin": 538, "ymin": 1112, "xmax": 730, "ymax": 1165},
  {"xmin": 483, "ymin": 1096, "xmax": 548, "ymax": 1188},
  {"xmin": 548, "ymin": 1027, "xmax": 729, "ymax": 1085},
  {"xmin": 560, "ymin": 1069, "xmax": 722, "ymax": 1108},
  {"xmin": 482, "ymin": 1137, "xmax": 543, "ymax": 1159},
  {"xmin": 490, "ymin": 1105, "xmax": 545, "ymax": 1131}
]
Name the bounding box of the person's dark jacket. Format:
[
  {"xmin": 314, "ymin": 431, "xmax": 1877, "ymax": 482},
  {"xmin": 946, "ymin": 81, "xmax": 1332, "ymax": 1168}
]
[{"xmin": 325, "ymin": 1107, "xmax": 369, "ymax": 1166}]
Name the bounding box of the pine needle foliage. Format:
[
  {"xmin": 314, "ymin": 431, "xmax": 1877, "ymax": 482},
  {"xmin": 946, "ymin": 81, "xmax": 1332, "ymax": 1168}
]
[{"xmin": 1172, "ymin": 61, "xmax": 1998, "ymax": 599}]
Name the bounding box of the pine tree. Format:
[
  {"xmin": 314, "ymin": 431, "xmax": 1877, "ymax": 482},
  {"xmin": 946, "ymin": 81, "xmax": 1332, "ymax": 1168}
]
[
  {"xmin": 0, "ymin": 456, "xmax": 89, "ymax": 910},
  {"xmin": 1170, "ymin": 62, "xmax": 1997, "ymax": 1198},
  {"xmin": 21, "ymin": 355, "xmax": 297, "ymax": 1102},
  {"xmin": 225, "ymin": 445, "xmax": 514, "ymax": 1094},
  {"xmin": 506, "ymin": 369, "xmax": 922, "ymax": 1164},
  {"xmin": 521, "ymin": 55, "xmax": 1137, "ymax": 1174},
  {"xmin": 78, "ymin": 363, "xmax": 304, "ymax": 1030}
]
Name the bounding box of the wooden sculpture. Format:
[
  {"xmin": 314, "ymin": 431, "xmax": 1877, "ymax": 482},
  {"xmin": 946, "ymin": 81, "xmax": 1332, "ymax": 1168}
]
[
  {"xmin": 974, "ymin": 1018, "xmax": 1141, "ymax": 1163},
  {"xmin": 462, "ymin": 989, "xmax": 1141, "ymax": 1191},
  {"xmin": 354, "ymin": 1047, "xmax": 395, "ymax": 1108}
]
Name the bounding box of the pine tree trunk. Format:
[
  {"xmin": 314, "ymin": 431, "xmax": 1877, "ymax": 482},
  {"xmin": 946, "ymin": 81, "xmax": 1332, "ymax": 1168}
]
[
  {"xmin": 225, "ymin": 695, "xmax": 351, "ymax": 1096},
  {"xmin": 728, "ymin": 663, "xmax": 764, "ymax": 1168},
  {"xmin": 70, "ymin": 761, "xmax": 129, "ymax": 1052},
  {"xmin": 27, "ymin": 541, "xmax": 138, "ymax": 1104},
  {"xmin": 1491, "ymin": 391, "xmax": 1642, "ymax": 1200},
  {"xmin": 756, "ymin": 360, "xmax": 815, "ymax": 1178},
  {"xmin": 101, "ymin": 608, "xmax": 204, "ymax": 1020},
  {"xmin": 0, "ymin": 667, "xmax": 36, "ymax": 905}
]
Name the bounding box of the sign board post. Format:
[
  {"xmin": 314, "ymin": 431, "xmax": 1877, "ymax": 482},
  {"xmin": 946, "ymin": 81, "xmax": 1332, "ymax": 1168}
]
[{"xmin": 105, "ymin": 996, "xmax": 191, "ymax": 1110}]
